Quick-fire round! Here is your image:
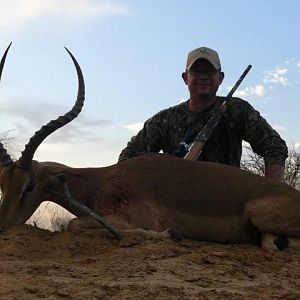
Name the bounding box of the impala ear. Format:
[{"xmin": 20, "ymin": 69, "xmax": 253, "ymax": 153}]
[
  {"xmin": 41, "ymin": 171, "xmax": 81, "ymax": 193},
  {"xmin": 54, "ymin": 172, "xmax": 67, "ymax": 182},
  {"xmin": 52, "ymin": 172, "xmax": 81, "ymax": 183}
]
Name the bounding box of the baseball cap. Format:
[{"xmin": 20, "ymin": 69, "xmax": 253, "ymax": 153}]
[{"xmin": 186, "ymin": 47, "xmax": 221, "ymax": 70}]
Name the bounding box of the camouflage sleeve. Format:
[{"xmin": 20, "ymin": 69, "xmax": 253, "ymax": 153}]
[
  {"xmin": 235, "ymin": 99, "xmax": 288, "ymax": 166},
  {"xmin": 118, "ymin": 111, "xmax": 169, "ymax": 162}
]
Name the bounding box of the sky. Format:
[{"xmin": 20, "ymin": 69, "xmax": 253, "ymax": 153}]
[{"xmin": 0, "ymin": 0, "xmax": 300, "ymax": 167}]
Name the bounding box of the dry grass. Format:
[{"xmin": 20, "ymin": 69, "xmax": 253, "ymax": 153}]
[{"xmin": 241, "ymin": 144, "xmax": 300, "ymax": 190}]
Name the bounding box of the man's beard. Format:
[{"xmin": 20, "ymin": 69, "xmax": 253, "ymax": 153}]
[{"xmin": 197, "ymin": 90, "xmax": 216, "ymax": 101}]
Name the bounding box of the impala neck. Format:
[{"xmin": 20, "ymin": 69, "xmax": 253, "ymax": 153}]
[{"xmin": 45, "ymin": 165, "xmax": 112, "ymax": 217}]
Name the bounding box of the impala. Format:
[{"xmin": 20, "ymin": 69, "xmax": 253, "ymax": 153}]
[{"xmin": 0, "ymin": 44, "xmax": 299, "ymax": 251}]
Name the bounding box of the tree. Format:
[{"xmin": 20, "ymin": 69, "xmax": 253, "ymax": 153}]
[
  {"xmin": 0, "ymin": 129, "xmax": 17, "ymax": 161},
  {"xmin": 241, "ymin": 144, "xmax": 300, "ymax": 190}
]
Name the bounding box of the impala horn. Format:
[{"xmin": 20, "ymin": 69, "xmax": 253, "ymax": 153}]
[
  {"xmin": 0, "ymin": 43, "xmax": 14, "ymax": 168},
  {"xmin": 18, "ymin": 48, "xmax": 85, "ymax": 171}
]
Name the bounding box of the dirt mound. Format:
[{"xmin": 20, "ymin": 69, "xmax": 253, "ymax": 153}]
[{"xmin": 0, "ymin": 225, "xmax": 299, "ymax": 299}]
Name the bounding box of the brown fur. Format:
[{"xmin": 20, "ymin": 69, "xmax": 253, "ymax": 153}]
[{"xmin": 1, "ymin": 153, "xmax": 299, "ymax": 250}]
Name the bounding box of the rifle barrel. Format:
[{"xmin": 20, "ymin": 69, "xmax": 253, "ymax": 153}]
[{"xmin": 227, "ymin": 64, "xmax": 252, "ymax": 99}]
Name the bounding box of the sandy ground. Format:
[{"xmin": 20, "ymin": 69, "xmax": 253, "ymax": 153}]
[{"xmin": 0, "ymin": 224, "xmax": 299, "ymax": 300}]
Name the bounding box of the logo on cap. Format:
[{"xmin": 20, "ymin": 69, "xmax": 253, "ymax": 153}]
[{"xmin": 186, "ymin": 47, "xmax": 221, "ymax": 70}]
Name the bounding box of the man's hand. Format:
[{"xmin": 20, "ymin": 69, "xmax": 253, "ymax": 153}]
[{"xmin": 265, "ymin": 164, "xmax": 285, "ymax": 182}]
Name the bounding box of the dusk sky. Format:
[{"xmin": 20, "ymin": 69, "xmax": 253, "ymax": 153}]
[{"xmin": 1, "ymin": 0, "xmax": 300, "ymax": 167}]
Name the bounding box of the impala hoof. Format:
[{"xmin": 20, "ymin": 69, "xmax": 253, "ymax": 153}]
[
  {"xmin": 261, "ymin": 233, "xmax": 289, "ymax": 251},
  {"xmin": 167, "ymin": 228, "xmax": 182, "ymax": 242},
  {"xmin": 274, "ymin": 236, "xmax": 289, "ymax": 250}
]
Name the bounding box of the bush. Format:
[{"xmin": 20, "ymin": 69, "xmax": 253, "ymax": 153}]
[{"xmin": 241, "ymin": 145, "xmax": 300, "ymax": 190}]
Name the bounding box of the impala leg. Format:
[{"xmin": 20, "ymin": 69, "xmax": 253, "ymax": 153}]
[
  {"xmin": 67, "ymin": 216, "xmax": 181, "ymax": 241},
  {"xmin": 67, "ymin": 216, "xmax": 104, "ymax": 231},
  {"xmin": 119, "ymin": 228, "xmax": 172, "ymax": 240},
  {"xmin": 261, "ymin": 233, "xmax": 300, "ymax": 251},
  {"xmin": 118, "ymin": 228, "xmax": 181, "ymax": 242},
  {"xmin": 245, "ymin": 197, "xmax": 298, "ymax": 251},
  {"xmin": 261, "ymin": 233, "xmax": 280, "ymax": 251},
  {"xmin": 286, "ymin": 237, "xmax": 300, "ymax": 250}
]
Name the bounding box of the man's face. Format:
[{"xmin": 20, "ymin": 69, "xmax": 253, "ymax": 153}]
[{"xmin": 182, "ymin": 59, "xmax": 224, "ymax": 101}]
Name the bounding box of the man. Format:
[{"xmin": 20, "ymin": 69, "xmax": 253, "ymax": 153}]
[{"xmin": 118, "ymin": 47, "xmax": 288, "ymax": 182}]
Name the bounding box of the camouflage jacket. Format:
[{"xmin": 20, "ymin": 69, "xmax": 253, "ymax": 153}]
[{"xmin": 118, "ymin": 97, "xmax": 288, "ymax": 167}]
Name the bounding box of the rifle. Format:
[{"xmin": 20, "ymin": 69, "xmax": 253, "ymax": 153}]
[{"xmin": 184, "ymin": 64, "xmax": 252, "ymax": 161}]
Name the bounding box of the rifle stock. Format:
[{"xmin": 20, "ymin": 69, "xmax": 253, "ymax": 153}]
[{"xmin": 184, "ymin": 141, "xmax": 204, "ymax": 160}]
